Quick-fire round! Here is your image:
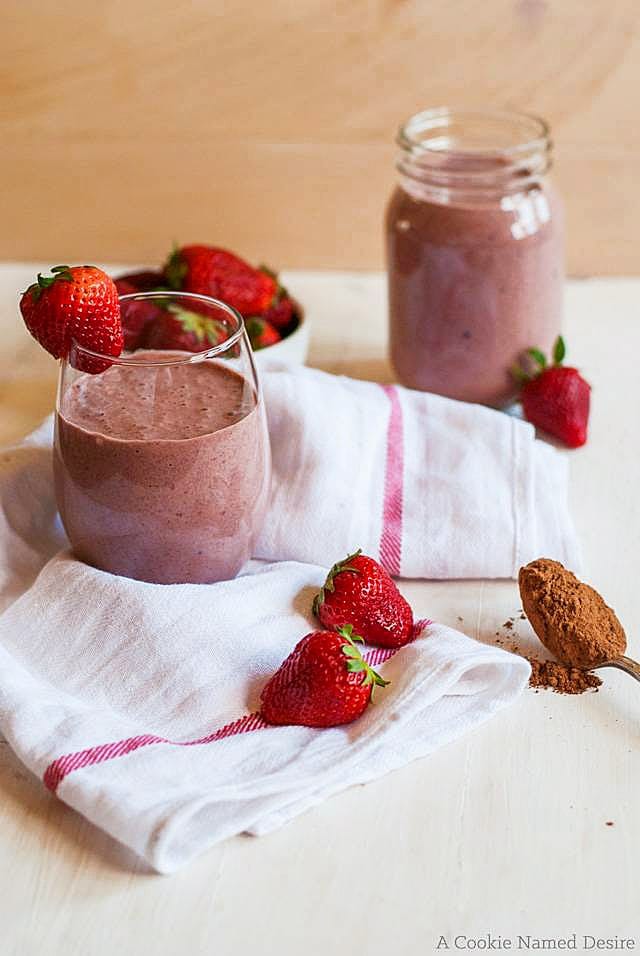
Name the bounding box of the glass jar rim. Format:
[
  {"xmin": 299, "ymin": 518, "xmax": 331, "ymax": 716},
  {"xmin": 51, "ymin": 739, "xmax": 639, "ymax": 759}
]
[
  {"xmin": 69, "ymin": 290, "xmax": 246, "ymax": 366},
  {"xmin": 398, "ymin": 107, "xmax": 550, "ymax": 158}
]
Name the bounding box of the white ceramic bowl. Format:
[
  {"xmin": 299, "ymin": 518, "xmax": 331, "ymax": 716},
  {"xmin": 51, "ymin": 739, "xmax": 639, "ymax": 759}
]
[{"xmin": 251, "ymin": 306, "xmax": 310, "ymax": 369}]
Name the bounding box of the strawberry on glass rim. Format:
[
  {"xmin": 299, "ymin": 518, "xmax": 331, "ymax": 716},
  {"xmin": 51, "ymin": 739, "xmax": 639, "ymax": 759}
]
[
  {"xmin": 513, "ymin": 336, "xmax": 591, "ymax": 448},
  {"xmin": 19, "ymin": 265, "xmax": 123, "ymax": 373}
]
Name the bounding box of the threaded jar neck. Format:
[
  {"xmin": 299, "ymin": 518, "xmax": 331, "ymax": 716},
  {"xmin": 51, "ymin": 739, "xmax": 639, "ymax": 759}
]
[{"xmin": 396, "ymin": 108, "xmax": 552, "ymax": 203}]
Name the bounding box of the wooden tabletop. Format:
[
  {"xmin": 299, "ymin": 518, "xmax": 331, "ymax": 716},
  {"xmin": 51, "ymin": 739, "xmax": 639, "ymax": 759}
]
[{"xmin": 1, "ymin": 265, "xmax": 638, "ymax": 954}]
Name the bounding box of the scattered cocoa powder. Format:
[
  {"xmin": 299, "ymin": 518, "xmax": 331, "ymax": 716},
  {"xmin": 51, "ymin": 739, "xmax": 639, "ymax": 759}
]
[
  {"xmin": 518, "ymin": 559, "xmax": 626, "ymax": 669},
  {"xmin": 527, "ymin": 657, "xmax": 601, "ymax": 694}
]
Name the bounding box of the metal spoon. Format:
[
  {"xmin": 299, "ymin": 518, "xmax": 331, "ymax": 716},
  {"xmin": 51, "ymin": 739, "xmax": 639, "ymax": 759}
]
[{"xmin": 591, "ymin": 656, "xmax": 640, "ymax": 683}]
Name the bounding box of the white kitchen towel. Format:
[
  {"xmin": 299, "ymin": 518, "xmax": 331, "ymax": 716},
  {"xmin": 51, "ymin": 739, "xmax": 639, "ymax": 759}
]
[
  {"xmin": 0, "ymin": 365, "xmax": 565, "ymax": 870},
  {"xmin": 0, "ymin": 365, "xmax": 579, "ymax": 592},
  {"xmin": 259, "ymin": 365, "xmax": 579, "ymax": 578},
  {"xmin": 0, "ymin": 552, "xmax": 530, "ymax": 873}
]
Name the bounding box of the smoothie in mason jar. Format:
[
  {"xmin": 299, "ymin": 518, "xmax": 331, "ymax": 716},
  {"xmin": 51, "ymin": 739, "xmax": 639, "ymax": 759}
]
[{"xmin": 386, "ymin": 109, "xmax": 564, "ymax": 407}]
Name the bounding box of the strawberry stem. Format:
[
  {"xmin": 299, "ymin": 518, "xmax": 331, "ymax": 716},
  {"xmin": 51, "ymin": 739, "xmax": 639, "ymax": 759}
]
[
  {"xmin": 553, "ymin": 335, "xmax": 566, "ymax": 365},
  {"xmin": 337, "ymin": 624, "xmax": 363, "ymax": 645},
  {"xmin": 166, "ymin": 304, "xmax": 223, "ymax": 345},
  {"xmin": 245, "ymin": 317, "xmax": 265, "ymax": 338},
  {"xmin": 338, "ymin": 625, "xmax": 390, "ymax": 694},
  {"xmin": 24, "ymin": 265, "xmax": 74, "ymax": 302},
  {"xmin": 165, "ymin": 247, "xmax": 187, "ymax": 290},
  {"xmin": 513, "ymin": 336, "xmax": 569, "ymax": 388},
  {"xmin": 511, "ymin": 362, "xmax": 528, "ymax": 384},
  {"xmin": 312, "ymin": 549, "xmax": 362, "ymax": 617},
  {"xmin": 527, "ymin": 347, "xmax": 547, "ymax": 369}
]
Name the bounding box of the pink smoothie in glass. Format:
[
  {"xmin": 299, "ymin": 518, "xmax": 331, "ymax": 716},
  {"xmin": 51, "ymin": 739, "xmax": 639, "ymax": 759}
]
[{"xmin": 54, "ymin": 353, "xmax": 270, "ymax": 584}]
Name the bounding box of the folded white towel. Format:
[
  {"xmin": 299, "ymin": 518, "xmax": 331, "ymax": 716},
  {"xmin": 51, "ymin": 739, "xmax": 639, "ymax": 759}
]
[
  {"xmin": 0, "ymin": 365, "xmax": 579, "ymax": 594},
  {"xmin": 259, "ymin": 365, "xmax": 579, "ymax": 577},
  {"xmin": 0, "ymin": 364, "xmax": 576, "ymax": 871},
  {"xmin": 0, "ymin": 552, "xmax": 529, "ymax": 873}
]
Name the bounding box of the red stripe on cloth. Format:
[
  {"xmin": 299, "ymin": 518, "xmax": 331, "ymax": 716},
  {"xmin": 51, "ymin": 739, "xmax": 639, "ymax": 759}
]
[
  {"xmin": 364, "ymin": 619, "xmax": 432, "ymax": 667},
  {"xmin": 43, "ymin": 713, "xmax": 268, "ymax": 793},
  {"xmin": 42, "ymin": 623, "xmax": 433, "ymax": 794},
  {"xmin": 378, "ymin": 384, "xmax": 404, "ymax": 576}
]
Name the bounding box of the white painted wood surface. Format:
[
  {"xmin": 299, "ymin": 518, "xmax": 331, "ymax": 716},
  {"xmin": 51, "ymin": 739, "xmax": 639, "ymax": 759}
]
[{"xmin": 0, "ymin": 266, "xmax": 638, "ymax": 954}]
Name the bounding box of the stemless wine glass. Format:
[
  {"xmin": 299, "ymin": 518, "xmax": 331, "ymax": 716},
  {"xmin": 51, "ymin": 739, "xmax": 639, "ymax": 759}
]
[{"xmin": 53, "ymin": 291, "xmax": 271, "ymax": 584}]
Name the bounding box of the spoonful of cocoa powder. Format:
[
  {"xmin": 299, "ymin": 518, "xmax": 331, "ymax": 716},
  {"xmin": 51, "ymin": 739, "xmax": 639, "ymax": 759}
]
[{"xmin": 518, "ymin": 559, "xmax": 640, "ymax": 683}]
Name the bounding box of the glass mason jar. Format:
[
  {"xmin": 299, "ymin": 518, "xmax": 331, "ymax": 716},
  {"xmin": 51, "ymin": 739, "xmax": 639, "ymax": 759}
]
[
  {"xmin": 386, "ymin": 108, "xmax": 564, "ymax": 406},
  {"xmin": 54, "ymin": 291, "xmax": 271, "ymax": 584}
]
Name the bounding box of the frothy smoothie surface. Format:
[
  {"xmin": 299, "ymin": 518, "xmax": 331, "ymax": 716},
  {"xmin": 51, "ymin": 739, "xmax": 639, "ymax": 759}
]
[
  {"xmin": 64, "ymin": 353, "xmax": 256, "ymax": 441},
  {"xmin": 54, "ymin": 352, "xmax": 270, "ymax": 584}
]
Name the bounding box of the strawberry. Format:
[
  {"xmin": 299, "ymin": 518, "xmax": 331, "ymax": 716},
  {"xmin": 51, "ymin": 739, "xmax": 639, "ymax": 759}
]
[
  {"xmin": 19, "ymin": 265, "xmax": 123, "ymax": 372},
  {"xmin": 114, "ymin": 270, "xmax": 164, "ymax": 293},
  {"xmin": 115, "ymin": 279, "xmax": 142, "ymax": 297},
  {"xmin": 115, "ymin": 279, "xmax": 164, "ymax": 351},
  {"xmin": 142, "ymin": 303, "xmax": 225, "ymax": 352},
  {"xmin": 260, "ymin": 294, "xmax": 295, "ymax": 331},
  {"xmin": 514, "ymin": 336, "xmax": 591, "ymax": 448},
  {"xmin": 246, "ymin": 317, "xmax": 281, "ymax": 350},
  {"xmin": 313, "ymin": 550, "xmax": 414, "ymax": 648},
  {"xmin": 164, "ymin": 245, "xmax": 277, "ymax": 316},
  {"xmin": 260, "ymin": 625, "xmax": 389, "ymax": 728},
  {"xmin": 255, "ymin": 264, "xmax": 295, "ymax": 330}
]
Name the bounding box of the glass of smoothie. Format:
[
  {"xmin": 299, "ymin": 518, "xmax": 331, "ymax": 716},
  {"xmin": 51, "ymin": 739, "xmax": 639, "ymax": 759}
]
[
  {"xmin": 386, "ymin": 108, "xmax": 564, "ymax": 406},
  {"xmin": 54, "ymin": 291, "xmax": 271, "ymax": 584}
]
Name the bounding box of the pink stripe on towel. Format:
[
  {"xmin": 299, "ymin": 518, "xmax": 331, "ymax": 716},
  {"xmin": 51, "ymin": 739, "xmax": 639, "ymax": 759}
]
[
  {"xmin": 43, "ymin": 713, "xmax": 269, "ymax": 792},
  {"xmin": 378, "ymin": 384, "xmax": 404, "ymax": 576},
  {"xmin": 43, "ymin": 622, "xmax": 432, "ymax": 794}
]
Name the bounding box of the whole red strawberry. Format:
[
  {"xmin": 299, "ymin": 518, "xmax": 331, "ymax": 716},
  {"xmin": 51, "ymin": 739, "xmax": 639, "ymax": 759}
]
[
  {"xmin": 255, "ymin": 264, "xmax": 296, "ymax": 330},
  {"xmin": 143, "ymin": 304, "xmax": 225, "ymax": 352},
  {"xmin": 246, "ymin": 317, "xmax": 281, "ymax": 351},
  {"xmin": 260, "ymin": 294, "xmax": 295, "ymax": 330},
  {"xmin": 114, "ymin": 270, "xmax": 165, "ymax": 293},
  {"xmin": 164, "ymin": 245, "xmax": 276, "ymax": 316},
  {"xmin": 20, "ymin": 266, "xmax": 123, "ymax": 369},
  {"xmin": 260, "ymin": 625, "xmax": 389, "ymax": 728},
  {"xmin": 115, "ymin": 280, "xmax": 164, "ymax": 351},
  {"xmin": 514, "ymin": 337, "xmax": 591, "ymax": 448},
  {"xmin": 313, "ymin": 550, "xmax": 414, "ymax": 648}
]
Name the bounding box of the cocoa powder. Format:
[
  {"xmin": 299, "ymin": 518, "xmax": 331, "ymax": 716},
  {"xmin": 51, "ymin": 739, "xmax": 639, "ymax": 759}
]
[
  {"xmin": 527, "ymin": 658, "xmax": 601, "ymax": 694},
  {"xmin": 494, "ymin": 629, "xmax": 600, "ymax": 694},
  {"xmin": 518, "ymin": 559, "xmax": 626, "ymax": 669}
]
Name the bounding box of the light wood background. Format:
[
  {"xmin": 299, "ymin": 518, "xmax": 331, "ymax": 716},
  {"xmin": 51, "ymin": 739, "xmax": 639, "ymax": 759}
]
[{"xmin": 2, "ymin": 0, "xmax": 639, "ymax": 273}]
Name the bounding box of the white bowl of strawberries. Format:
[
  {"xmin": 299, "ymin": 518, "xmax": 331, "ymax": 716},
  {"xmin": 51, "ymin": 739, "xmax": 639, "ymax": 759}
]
[{"xmin": 114, "ymin": 245, "xmax": 309, "ymax": 367}]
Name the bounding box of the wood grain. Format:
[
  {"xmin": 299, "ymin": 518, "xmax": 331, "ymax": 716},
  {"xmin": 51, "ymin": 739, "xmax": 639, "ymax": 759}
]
[{"xmin": 1, "ymin": 0, "xmax": 639, "ymax": 272}]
